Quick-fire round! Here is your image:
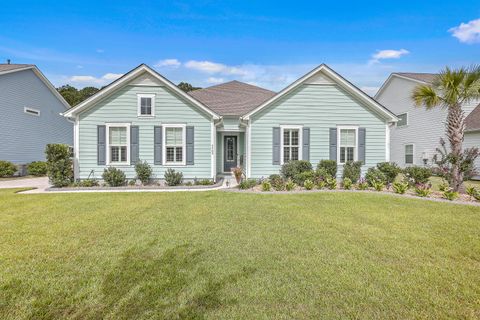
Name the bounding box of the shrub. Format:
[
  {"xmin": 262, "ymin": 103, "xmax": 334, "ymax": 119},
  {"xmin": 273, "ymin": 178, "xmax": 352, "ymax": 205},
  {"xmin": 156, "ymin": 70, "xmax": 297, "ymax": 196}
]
[
  {"xmin": 261, "ymin": 180, "xmax": 272, "ymax": 192},
  {"xmin": 238, "ymin": 179, "xmax": 257, "ymax": 190},
  {"xmin": 443, "ymin": 188, "xmax": 459, "ymax": 201},
  {"xmin": 128, "ymin": 180, "xmax": 136, "ymax": 186},
  {"xmin": 414, "ymin": 183, "xmax": 432, "ymax": 197},
  {"xmin": 316, "ymin": 179, "xmax": 326, "ymax": 189},
  {"xmin": 473, "ymin": 191, "xmax": 480, "ymax": 201},
  {"xmin": 342, "ymin": 161, "xmax": 362, "ymax": 183},
  {"xmin": 315, "ymin": 167, "xmax": 332, "ymax": 180},
  {"xmin": 45, "ymin": 144, "xmax": 73, "ymax": 187},
  {"xmin": 102, "ymin": 167, "xmax": 126, "ymax": 187},
  {"xmin": 293, "ymin": 170, "xmax": 315, "ymax": 186},
  {"xmin": 342, "ymin": 177, "xmax": 353, "ymax": 190},
  {"xmin": 285, "ymin": 179, "xmax": 296, "ymax": 191},
  {"xmin": 304, "ymin": 179, "xmax": 314, "ymax": 190},
  {"xmin": 466, "ymin": 186, "xmax": 478, "ymax": 199},
  {"xmin": 376, "ymin": 162, "xmax": 401, "ymax": 184},
  {"xmin": 281, "ymin": 160, "xmax": 312, "ymax": 180},
  {"xmin": 326, "ymin": 177, "xmax": 337, "ymax": 190},
  {"xmin": 356, "ymin": 178, "xmax": 369, "ymax": 190},
  {"xmin": 392, "ymin": 181, "xmax": 409, "ymax": 194},
  {"xmin": 27, "ymin": 161, "xmax": 47, "ymax": 176},
  {"xmin": 135, "ymin": 160, "xmax": 152, "ymax": 185},
  {"xmin": 194, "ymin": 179, "xmax": 214, "ymax": 186},
  {"xmin": 269, "ymin": 174, "xmax": 285, "ymax": 191},
  {"xmin": 403, "ymin": 166, "xmax": 432, "ymax": 186},
  {"xmin": 164, "ymin": 168, "xmax": 183, "ymax": 186},
  {"xmin": 365, "ymin": 167, "xmax": 387, "ymax": 186},
  {"xmin": 78, "ymin": 178, "xmax": 99, "ymax": 187},
  {"xmin": 0, "ymin": 160, "xmax": 17, "ymax": 177},
  {"xmin": 439, "ymin": 180, "xmax": 450, "ymax": 192},
  {"xmin": 317, "ymin": 160, "xmax": 337, "ymax": 178},
  {"xmin": 371, "ymin": 180, "xmax": 385, "ymax": 191}
]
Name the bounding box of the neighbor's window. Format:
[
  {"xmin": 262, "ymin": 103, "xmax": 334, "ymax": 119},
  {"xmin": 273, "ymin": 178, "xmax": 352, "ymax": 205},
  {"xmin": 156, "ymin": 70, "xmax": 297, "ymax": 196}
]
[
  {"xmin": 137, "ymin": 94, "xmax": 155, "ymax": 117},
  {"xmin": 164, "ymin": 126, "xmax": 185, "ymax": 164},
  {"xmin": 108, "ymin": 126, "xmax": 128, "ymax": 164},
  {"xmin": 397, "ymin": 113, "xmax": 408, "ymax": 127},
  {"xmin": 24, "ymin": 107, "xmax": 40, "ymax": 116},
  {"xmin": 339, "ymin": 128, "xmax": 357, "ymax": 164},
  {"xmin": 282, "ymin": 128, "xmax": 300, "ymax": 163},
  {"xmin": 405, "ymin": 144, "xmax": 414, "ymax": 164}
]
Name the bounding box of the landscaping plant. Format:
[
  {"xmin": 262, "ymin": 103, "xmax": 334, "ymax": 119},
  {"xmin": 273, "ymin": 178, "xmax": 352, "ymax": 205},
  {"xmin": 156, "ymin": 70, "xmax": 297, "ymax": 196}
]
[
  {"xmin": 342, "ymin": 177, "xmax": 353, "ymax": 190},
  {"xmin": 438, "ymin": 180, "xmax": 450, "ymax": 192},
  {"xmin": 376, "ymin": 162, "xmax": 401, "ymax": 184},
  {"xmin": 102, "ymin": 167, "xmax": 126, "ymax": 187},
  {"xmin": 466, "ymin": 186, "xmax": 478, "ymax": 199},
  {"xmin": 326, "ymin": 177, "xmax": 337, "ymax": 190},
  {"xmin": 403, "ymin": 166, "xmax": 432, "ymax": 186},
  {"xmin": 414, "ymin": 183, "xmax": 432, "ymax": 197},
  {"xmin": 27, "ymin": 161, "xmax": 47, "ymax": 176},
  {"xmin": 365, "ymin": 167, "xmax": 387, "ymax": 187},
  {"xmin": 45, "ymin": 144, "xmax": 73, "ymax": 187},
  {"xmin": 316, "ymin": 178, "xmax": 326, "ymax": 190},
  {"xmin": 442, "ymin": 188, "xmax": 459, "ymax": 201},
  {"xmin": 342, "ymin": 161, "xmax": 362, "ymax": 183},
  {"xmin": 261, "ymin": 180, "xmax": 272, "ymax": 192},
  {"xmin": 78, "ymin": 178, "xmax": 99, "ymax": 187},
  {"xmin": 293, "ymin": 170, "xmax": 315, "ymax": 186},
  {"xmin": 304, "ymin": 179, "xmax": 315, "ymax": 190},
  {"xmin": 356, "ymin": 178, "xmax": 369, "ymax": 190},
  {"xmin": 164, "ymin": 168, "xmax": 183, "ymax": 186},
  {"xmin": 0, "ymin": 160, "xmax": 17, "ymax": 177},
  {"xmin": 285, "ymin": 179, "xmax": 296, "ymax": 191},
  {"xmin": 317, "ymin": 160, "xmax": 337, "ymax": 178},
  {"xmin": 232, "ymin": 167, "xmax": 243, "ymax": 183},
  {"xmin": 269, "ymin": 174, "xmax": 285, "ymax": 191},
  {"xmin": 194, "ymin": 179, "xmax": 214, "ymax": 186},
  {"xmin": 371, "ymin": 180, "xmax": 385, "ymax": 192},
  {"xmin": 135, "ymin": 160, "xmax": 152, "ymax": 185},
  {"xmin": 392, "ymin": 181, "xmax": 409, "ymax": 194},
  {"xmin": 281, "ymin": 160, "xmax": 312, "ymax": 180},
  {"xmin": 238, "ymin": 179, "xmax": 257, "ymax": 190}
]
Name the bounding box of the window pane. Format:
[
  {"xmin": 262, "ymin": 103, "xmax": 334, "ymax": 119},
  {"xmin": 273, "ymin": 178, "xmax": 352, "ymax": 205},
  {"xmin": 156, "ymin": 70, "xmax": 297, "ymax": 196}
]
[
  {"xmin": 291, "ymin": 147, "xmax": 299, "ymax": 160},
  {"xmin": 111, "ymin": 146, "xmax": 119, "ymax": 162},
  {"xmin": 175, "ymin": 147, "xmax": 183, "ymax": 162},
  {"xmin": 166, "ymin": 147, "xmax": 175, "ymax": 162},
  {"xmin": 166, "ymin": 127, "xmax": 182, "ymax": 145},
  {"xmin": 291, "ymin": 130, "xmax": 299, "ymax": 146},
  {"xmin": 405, "ymin": 155, "xmax": 413, "ymax": 164},
  {"xmin": 340, "ymin": 129, "xmax": 355, "ymax": 146},
  {"xmin": 405, "ymin": 145, "xmax": 413, "ymax": 154},
  {"xmin": 347, "ymin": 147, "xmax": 354, "ymax": 162},
  {"xmin": 120, "ymin": 146, "xmax": 127, "ymax": 162},
  {"xmin": 283, "ymin": 130, "xmax": 290, "ymax": 146},
  {"xmin": 283, "ymin": 147, "xmax": 290, "ymax": 162},
  {"xmin": 397, "ymin": 113, "xmax": 407, "ymax": 127},
  {"xmin": 340, "ymin": 147, "xmax": 346, "ymax": 163},
  {"xmin": 141, "ymin": 97, "xmax": 151, "ymax": 107},
  {"xmin": 109, "ymin": 127, "xmax": 127, "ymax": 145}
]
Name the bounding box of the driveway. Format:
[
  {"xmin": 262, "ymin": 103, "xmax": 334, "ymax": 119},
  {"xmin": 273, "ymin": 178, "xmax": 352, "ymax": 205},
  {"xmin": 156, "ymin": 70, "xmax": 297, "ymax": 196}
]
[{"xmin": 0, "ymin": 177, "xmax": 50, "ymax": 193}]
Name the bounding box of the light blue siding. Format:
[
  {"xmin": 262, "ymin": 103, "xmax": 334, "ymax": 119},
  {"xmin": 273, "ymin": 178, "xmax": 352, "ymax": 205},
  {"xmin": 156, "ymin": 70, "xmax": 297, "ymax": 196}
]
[
  {"xmin": 249, "ymin": 84, "xmax": 387, "ymax": 178},
  {"xmin": 78, "ymin": 84, "xmax": 212, "ymax": 180},
  {"xmin": 0, "ymin": 69, "xmax": 72, "ymax": 164}
]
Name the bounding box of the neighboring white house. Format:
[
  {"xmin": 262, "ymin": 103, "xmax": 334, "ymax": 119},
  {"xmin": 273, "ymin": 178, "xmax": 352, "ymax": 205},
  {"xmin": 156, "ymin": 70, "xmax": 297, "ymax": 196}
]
[{"xmin": 375, "ymin": 72, "xmax": 480, "ymax": 175}]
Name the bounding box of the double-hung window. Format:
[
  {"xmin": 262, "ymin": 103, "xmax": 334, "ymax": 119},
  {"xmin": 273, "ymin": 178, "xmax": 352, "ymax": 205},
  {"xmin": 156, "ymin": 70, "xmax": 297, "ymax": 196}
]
[
  {"xmin": 164, "ymin": 125, "xmax": 185, "ymax": 165},
  {"xmin": 338, "ymin": 127, "xmax": 357, "ymax": 164},
  {"xmin": 137, "ymin": 94, "xmax": 155, "ymax": 117},
  {"xmin": 405, "ymin": 144, "xmax": 414, "ymax": 164},
  {"xmin": 282, "ymin": 126, "xmax": 301, "ymax": 163},
  {"xmin": 107, "ymin": 124, "xmax": 130, "ymax": 165}
]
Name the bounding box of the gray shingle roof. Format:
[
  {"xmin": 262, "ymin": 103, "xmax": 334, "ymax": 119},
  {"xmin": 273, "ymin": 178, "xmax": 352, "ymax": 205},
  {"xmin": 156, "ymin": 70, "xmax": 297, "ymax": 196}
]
[
  {"xmin": 394, "ymin": 72, "xmax": 437, "ymax": 83},
  {"xmin": 465, "ymin": 103, "xmax": 480, "ymax": 132},
  {"xmin": 0, "ymin": 64, "xmax": 33, "ymax": 73},
  {"xmin": 189, "ymin": 80, "xmax": 276, "ymax": 116}
]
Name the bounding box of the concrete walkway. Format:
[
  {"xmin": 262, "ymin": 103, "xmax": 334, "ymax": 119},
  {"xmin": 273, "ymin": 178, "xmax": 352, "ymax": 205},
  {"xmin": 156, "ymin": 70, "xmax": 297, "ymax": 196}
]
[{"xmin": 0, "ymin": 177, "xmax": 50, "ymax": 193}]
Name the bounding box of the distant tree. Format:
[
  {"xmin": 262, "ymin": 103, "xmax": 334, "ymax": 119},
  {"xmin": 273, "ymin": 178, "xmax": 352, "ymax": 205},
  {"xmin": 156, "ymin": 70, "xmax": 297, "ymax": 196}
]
[
  {"xmin": 57, "ymin": 85, "xmax": 100, "ymax": 107},
  {"xmin": 79, "ymin": 86, "xmax": 99, "ymax": 101},
  {"xmin": 177, "ymin": 82, "xmax": 201, "ymax": 92}
]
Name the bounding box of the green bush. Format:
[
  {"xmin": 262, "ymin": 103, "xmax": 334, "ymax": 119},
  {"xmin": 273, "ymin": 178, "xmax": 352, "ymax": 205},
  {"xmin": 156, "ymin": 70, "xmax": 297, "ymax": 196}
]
[
  {"xmin": 304, "ymin": 179, "xmax": 315, "ymax": 190},
  {"xmin": 371, "ymin": 180, "xmax": 385, "ymax": 191},
  {"xmin": 414, "ymin": 183, "xmax": 432, "ymax": 197},
  {"xmin": 315, "ymin": 167, "xmax": 332, "ymax": 180},
  {"xmin": 269, "ymin": 174, "xmax": 285, "ymax": 191},
  {"xmin": 317, "ymin": 160, "xmax": 337, "ymax": 178},
  {"xmin": 356, "ymin": 178, "xmax": 369, "ymax": 190},
  {"xmin": 281, "ymin": 160, "xmax": 312, "ymax": 180},
  {"xmin": 285, "ymin": 179, "xmax": 296, "ymax": 191},
  {"xmin": 403, "ymin": 166, "xmax": 432, "ymax": 185},
  {"xmin": 365, "ymin": 167, "xmax": 387, "ymax": 186},
  {"xmin": 342, "ymin": 177, "xmax": 353, "ymax": 190},
  {"xmin": 316, "ymin": 179, "xmax": 326, "ymax": 189},
  {"xmin": 326, "ymin": 177, "xmax": 337, "ymax": 190},
  {"xmin": 392, "ymin": 181, "xmax": 409, "ymax": 194},
  {"xmin": 78, "ymin": 178, "xmax": 99, "ymax": 187},
  {"xmin": 194, "ymin": 179, "xmax": 214, "ymax": 186},
  {"xmin": 102, "ymin": 167, "xmax": 126, "ymax": 187},
  {"xmin": 466, "ymin": 186, "xmax": 478, "ymax": 199},
  {"xmin": 293, "ymin": 170, "xmax": 315, "ymax": 186},
  {"xmin": 442, "ymin": 188, "xmax": 459, "ymax": 201},
  {"xmin": 376, "ymin": 162, "xmax": 401, "ymax": 184},
  {"xmin": 0, "ymin": 160, "xmax": 17, "ymax": 177},
  {"xmin": 164, "ymin": 168, "xmax": 183, "ymax": 186},
  {"xmin": 27, "ymin": 161, "xmax": 47, "ymax": 176},
  {"xmin": 439, "ymin": 180, "xmax": 450, "ymax": 192},
  {"xmin": 238, "ymin": 179, "xmax": 257, "ymax": 190},
  {"xmin": 45, "ymin": 144, "xmax": 73, "ymax": 187},
  {"xmin": 135, "ymin": 160, "xmax": 152, "ymax": 185},
  {"xmin": 261, "ymin": 180, "xmax": 272, "ymax": 192},
  {"xmin": 128, "ymin": 179, "xmax": 136, "ymax": 186},
  {"xmin": 342, "ymin": 161, "xmax": 362, "ymax": 183}
]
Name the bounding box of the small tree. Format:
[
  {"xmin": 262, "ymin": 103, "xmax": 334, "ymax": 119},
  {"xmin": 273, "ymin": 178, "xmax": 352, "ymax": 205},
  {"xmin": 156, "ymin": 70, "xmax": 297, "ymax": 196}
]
[
  {"xmin": 45, "ymin": 144, "xmax": 73, "ymax": 187},
  {"xmin": 135, "ymin": 160, "xmax": 152, "ymax": 185}
]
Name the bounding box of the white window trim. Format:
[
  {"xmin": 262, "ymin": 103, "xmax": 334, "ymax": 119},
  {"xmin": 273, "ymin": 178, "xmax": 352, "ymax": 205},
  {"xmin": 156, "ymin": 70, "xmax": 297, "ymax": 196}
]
[
  {"xmin": 397, "ymin": 112, "xmax": 408, "ymax": 127},
  {"xmin": 337, "ymin": 126, "xmax": 359, "ymax": 164},
  {"xmin": 137, "ymin": 93, "xmax": 156, "ymax": 118},
  {"xmin": 162, "ymin": 124, "xmax": 186, "ymax": 166},
  {"xmin": 405, "ymin": 143, "xmax": 415, "ymax": 165},
  {"xmin": 106, "ymin": 123, "xmax": 131, "ymax": 166},
  {"xmin": 24, "ymin": 107, "xmax": 40, "ymax": 116},
  {"xmin": 280, "ymin": 125, "xmax": 303, "ymax": 165}
]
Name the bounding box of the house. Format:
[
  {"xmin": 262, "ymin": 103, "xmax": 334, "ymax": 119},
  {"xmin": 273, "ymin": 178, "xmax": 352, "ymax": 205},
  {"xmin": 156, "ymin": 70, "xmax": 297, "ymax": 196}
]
[
  {"xmin": 375, "ymin": 73, "xmax": 480, "ymax": 173},
  {"xmin": 0, "ymin": 63, "xmax": 72, "ymax": 170},
  {"xmin": 63, "ymin": 63, "xmax": 397, "ymax": 181}
]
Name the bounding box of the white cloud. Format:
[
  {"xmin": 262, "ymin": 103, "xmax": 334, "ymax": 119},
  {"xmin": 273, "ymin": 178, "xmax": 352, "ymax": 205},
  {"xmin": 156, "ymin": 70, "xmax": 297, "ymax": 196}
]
[
  {"xmin": 155, "ymin": 58, "xmax": 181, "ymax": 68},
  {"xmin": 68, "ymin": 73, "xmax": 123, "ymax": 86},
  {"xmin": 449, "ymin": 18, "xmax": 480, "ymax": 44},
  {"xmin": 206, "ymin": 77, "xmax": 225, "ymax": 84},
  {"xmin": 185, "ymin": 60, "xmax": 250, "ymax": 76},
  {"xmin": 369, "ymin": 49, "xmax": 409, "ymax": 64}
]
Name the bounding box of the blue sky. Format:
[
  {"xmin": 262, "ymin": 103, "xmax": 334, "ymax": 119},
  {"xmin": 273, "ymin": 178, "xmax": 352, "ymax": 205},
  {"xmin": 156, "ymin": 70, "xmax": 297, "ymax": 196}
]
[{"xmin": 1, "ymin": 0, "xmax": 479, "ymax": 95}]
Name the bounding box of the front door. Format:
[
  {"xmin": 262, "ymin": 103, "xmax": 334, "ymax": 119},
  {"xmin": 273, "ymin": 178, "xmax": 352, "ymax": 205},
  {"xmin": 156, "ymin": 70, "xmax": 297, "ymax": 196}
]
[{"xmin": 224, "ymin": 136, "xmax": 237, "ymax": 172}]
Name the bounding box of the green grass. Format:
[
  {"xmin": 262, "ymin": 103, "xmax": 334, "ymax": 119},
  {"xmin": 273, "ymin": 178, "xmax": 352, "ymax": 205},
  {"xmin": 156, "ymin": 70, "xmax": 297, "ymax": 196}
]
[{"xmin": 1, "ymin": 189, "xmax": 479, "ymax": 319}]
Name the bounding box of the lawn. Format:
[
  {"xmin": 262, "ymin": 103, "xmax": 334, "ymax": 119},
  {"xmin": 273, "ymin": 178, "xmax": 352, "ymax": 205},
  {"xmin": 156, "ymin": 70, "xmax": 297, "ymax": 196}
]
[{"xmin": 1, "ymin": 189, "xmax": 479, "ymax": 319}]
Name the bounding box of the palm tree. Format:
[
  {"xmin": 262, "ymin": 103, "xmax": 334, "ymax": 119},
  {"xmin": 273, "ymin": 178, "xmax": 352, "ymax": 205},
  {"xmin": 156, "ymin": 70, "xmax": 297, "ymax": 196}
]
[{"xmin": 412, "ymin": 66, "xmax": 480, "ymax": 192}]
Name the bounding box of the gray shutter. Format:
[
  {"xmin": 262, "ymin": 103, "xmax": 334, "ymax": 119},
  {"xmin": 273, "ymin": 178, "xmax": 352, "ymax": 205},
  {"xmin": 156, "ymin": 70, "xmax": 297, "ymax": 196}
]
[
  {"xmin": 302, "ymin": 127, "xmax": 310, "ymax": 161},
  {"xmin": 130, "ymin": 126, "xmax": 139, "ymax": 164},
  {"xmin": 272, "ymin": 127, "xmax": 281, "ymax": 165},
  {"xmin": 329, "ymin": 128, "xmax": 337, "ymax": 161},
  {"xmin": 97, "ymin": 125, "xmax": 106, "ymax": 165},
  {"xmin": 154, "ymin": 126, "xmax": 162, "ymax": 165},
  {"xmin": 186, "ymin": 126, "xmax": 194, "ymax": 165},
  {"xmin": 358, "ymin": 128, "xmax": 366, "ymax": 164}
]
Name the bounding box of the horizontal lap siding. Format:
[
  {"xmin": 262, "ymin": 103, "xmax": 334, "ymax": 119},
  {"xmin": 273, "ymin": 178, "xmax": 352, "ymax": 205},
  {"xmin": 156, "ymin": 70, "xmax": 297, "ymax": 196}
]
[
  {"xmin": 250, "ymin": 84, "xmax": 386, "ymax": 178},
  {"xmin": 79, "ymin": 85, "xmax": 212, "ymax": 179}
]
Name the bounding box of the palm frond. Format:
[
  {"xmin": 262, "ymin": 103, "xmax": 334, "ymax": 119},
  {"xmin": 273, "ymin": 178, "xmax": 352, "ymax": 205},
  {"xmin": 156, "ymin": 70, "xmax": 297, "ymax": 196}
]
[{"xmin": 411, "ymin": 85, "xmax": 442, "ymax": 109}]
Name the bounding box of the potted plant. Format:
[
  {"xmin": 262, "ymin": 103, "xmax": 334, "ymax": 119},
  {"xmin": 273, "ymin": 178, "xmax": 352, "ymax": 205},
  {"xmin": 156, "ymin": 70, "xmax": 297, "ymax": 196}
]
[{"xmin": 232, "ymin": 166, "xmax": 243, "ymax": 183}]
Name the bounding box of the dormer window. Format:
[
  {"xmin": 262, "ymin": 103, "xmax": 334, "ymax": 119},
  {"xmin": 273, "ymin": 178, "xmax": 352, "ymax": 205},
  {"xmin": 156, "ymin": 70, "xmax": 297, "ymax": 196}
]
[{"xmin": 137, "ymin": 94, "xmax": 155, "ymax": 117}]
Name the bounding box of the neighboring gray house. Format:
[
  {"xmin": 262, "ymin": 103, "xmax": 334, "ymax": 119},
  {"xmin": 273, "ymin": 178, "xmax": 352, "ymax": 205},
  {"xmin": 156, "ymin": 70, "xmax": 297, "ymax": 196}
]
[
  {"xmin": 0, "ymin": 63, "xmax": 72, "ymax": 166},
  {"xmin": 375, "ymin": 73, "xmax": 480, "ymax": 172}
]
